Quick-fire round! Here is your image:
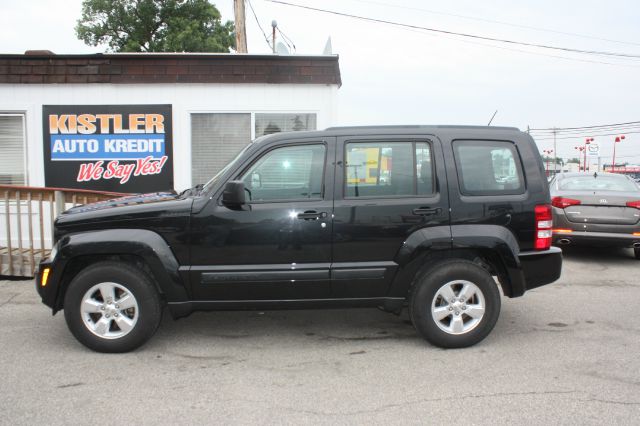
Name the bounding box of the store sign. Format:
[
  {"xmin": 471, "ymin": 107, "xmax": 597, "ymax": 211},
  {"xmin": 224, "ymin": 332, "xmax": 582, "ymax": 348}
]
[
  {"xmin": 43, "ymin": 105, "xmax": 173, "ymax": 193},
  {"xmin": 587, "ymin": 143, "xmax": 600, "ymax": 157}
]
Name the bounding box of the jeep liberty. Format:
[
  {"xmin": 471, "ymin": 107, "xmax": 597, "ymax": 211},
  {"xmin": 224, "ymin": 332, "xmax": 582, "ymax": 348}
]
[{"xmin": 36, "ymin": 126, "xmax": 562, "ymax": 352}]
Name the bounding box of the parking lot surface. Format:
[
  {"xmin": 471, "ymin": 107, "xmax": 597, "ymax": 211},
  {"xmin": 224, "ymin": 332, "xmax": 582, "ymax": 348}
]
[{"xmin": 1, "ymin": 246, "xmax": 639, "ymax": 425}]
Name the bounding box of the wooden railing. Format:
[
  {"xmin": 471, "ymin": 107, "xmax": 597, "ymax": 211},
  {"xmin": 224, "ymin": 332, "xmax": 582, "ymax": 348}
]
[{"xmin": 1, "ymin": 185, "xmax": 128, "ymax": 277}]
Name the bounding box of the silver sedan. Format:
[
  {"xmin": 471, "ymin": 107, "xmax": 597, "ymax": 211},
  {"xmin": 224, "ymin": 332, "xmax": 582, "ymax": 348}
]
[{"xmin": 549, "ymin": 172, "xmax": 640, "ymax": 259}]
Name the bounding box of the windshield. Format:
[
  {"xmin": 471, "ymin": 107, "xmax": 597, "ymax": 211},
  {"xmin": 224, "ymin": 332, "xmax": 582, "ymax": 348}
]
[
  {"xmin": 202, "ymin": 143, "xmax": 252, "ymax": 191},
  {"xmin": 558, "ymin": 175, "xmax": 639, "ymax": 192}
]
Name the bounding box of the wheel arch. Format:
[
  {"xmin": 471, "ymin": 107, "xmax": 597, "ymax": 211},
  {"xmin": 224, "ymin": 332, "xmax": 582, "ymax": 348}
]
[
  {"xmin": 389, "ymin": 224, "xmax": 526, "ymax": 300},
  {"xmin": 52, "ymin": 229, "xmax": 189, "ymax": 312}
]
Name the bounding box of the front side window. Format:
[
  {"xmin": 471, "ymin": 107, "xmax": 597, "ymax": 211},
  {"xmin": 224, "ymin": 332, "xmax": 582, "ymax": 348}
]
[
  {"xmin": 240, "ymin": 144, "xmax": 326, "ymax": 202},
  {"xmin": 345, "ymin": 141, "xmax": 434, "ymax": 198},
  {"xmin": 453, "ymin": 140, "xmax": 524, "ymax": 195}
]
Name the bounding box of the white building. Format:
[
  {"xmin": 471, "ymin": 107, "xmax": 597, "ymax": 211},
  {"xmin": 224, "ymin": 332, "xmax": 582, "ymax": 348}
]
[{"xmin": 0, "ymin": 51, "xmax": 341, "ymax": 193}]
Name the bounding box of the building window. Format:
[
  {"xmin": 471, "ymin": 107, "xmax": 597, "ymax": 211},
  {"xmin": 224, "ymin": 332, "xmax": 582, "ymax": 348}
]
[
  {"xmin": 0, "ymin": 114, "xmax": 26, "ymax": 185},
  {"xmin": 255, "ymin": 113, "xmax": 317, "ymax": 137},
  {"xmin": 191, "ymin": 113, "xmax": 251, "ymax": 186},
  {"xmin": 453, "ymin": 140, "xmax": 524, "ymax": 195}
]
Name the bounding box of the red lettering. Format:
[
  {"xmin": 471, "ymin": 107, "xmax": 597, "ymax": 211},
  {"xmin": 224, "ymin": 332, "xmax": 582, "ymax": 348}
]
[
  {"xmin": 134, "ymin": 156, "xmax": 168, "ymax": 177},
  {"xmin": 103, "ymin": 160, "xmax": 136, "ymax": 184},
  {"xmin": 76, "ymin": 161, "xmax": 104, "ymax": 182}
]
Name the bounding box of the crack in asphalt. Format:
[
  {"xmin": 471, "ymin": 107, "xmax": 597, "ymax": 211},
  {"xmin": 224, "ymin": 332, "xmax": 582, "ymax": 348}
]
[
  {"xmin": 0, "ymin": 293, "xmax": 19, "ymax": 308},
  {"xmin": 579, "ymin": 398, "xmax": 640, "ymax": 406},
  {"xmin": 232, "ymin": 390, "xmax": 581, "ymax": 417}
]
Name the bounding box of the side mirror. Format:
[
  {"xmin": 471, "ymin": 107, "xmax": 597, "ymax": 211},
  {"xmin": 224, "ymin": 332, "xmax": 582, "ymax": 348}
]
[{"xmin": 222, "ymin": 180, "xmax": 246, "ymax": 208}]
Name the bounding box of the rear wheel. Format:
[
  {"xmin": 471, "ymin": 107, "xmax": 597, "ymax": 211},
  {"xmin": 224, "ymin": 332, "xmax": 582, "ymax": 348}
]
[
  {"xmin": 410, "ymin": 260, "xmax": 501, "ymax": 348},
  {"xmin": 63, "ymin": 261, "xmax": 162, "ymax": 353}
]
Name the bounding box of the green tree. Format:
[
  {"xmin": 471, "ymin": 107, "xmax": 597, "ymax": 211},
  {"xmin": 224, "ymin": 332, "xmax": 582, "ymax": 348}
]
[{"xmin": 76, "ymin": 0, "xmax": 235, "ymax": 52}]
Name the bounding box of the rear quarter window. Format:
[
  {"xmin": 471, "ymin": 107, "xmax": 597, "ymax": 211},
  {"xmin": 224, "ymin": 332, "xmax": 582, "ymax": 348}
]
[{"xmin": 453, "ymin": 140, "xmax": 525, "ymax": 196}]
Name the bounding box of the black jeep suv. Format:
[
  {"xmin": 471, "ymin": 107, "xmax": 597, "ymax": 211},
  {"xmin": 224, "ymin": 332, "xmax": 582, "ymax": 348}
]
[{"xmin": 36, "ymin": 125, "xmax": 562, "ymax": 352}]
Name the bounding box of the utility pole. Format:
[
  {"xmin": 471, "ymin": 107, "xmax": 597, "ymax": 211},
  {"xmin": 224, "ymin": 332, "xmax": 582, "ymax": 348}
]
[
  {"xmin": 552, "ymin": 127, "xmax": 557, "ymax": 176},
  {"xmin": 234, "ymin": 0, "xmax": 247, "ymax": 53}
]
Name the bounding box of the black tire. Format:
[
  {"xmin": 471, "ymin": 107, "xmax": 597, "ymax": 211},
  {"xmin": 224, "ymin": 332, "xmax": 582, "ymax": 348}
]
[
  {"xmin": 63, "ymin": 261, "xmax": 162, "ymax": 353},
  {"xmin": 409, "ymin": 260, "xmax": 501, "ymax": 349},
  {"xmin": 634, "ymin": 247, "xmax": 640, "ymax": 260}
]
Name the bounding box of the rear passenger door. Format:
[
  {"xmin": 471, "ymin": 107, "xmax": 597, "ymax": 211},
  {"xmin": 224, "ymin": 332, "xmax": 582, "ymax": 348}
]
[
  {"xmin": 444, "ymin": 137, "xmax": 532, "ymax": 249},
  {"xmin": 331, "ymin": 135, "xmax": 451, "ymax": 297}
]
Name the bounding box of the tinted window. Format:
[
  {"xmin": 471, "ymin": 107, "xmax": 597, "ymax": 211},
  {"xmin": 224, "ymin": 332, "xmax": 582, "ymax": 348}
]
[
  {"xmin": 453, "ymin": 140, "xmax": 524, "ymax": 195},
  {"xmin": 558, "ymin": 175, "xmax": 639, "ymax": 192},
  {"xmin": 345, "ymin": 141, "xmax": 433, "ymax": 197},
  {"xmin": 241, "ymin": 144, "xmax": 325, "ymax": 202}
]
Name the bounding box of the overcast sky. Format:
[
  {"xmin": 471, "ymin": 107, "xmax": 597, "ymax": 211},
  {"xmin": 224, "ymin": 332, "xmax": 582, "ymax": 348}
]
[{"xmin": 1, "ymin": 0, "xmax": 639, "ymax": 163}]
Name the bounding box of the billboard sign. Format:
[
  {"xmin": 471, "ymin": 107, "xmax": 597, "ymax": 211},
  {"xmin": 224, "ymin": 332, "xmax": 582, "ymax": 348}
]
[{"xmin": 43, "ymin": 105, "xmax": 173, "ymax": 193}]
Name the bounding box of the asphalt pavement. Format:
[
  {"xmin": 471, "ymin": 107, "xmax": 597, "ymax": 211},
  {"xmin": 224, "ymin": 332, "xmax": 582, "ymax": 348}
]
[{"xmin": 1, "ymin": 246, "xmax": 639, "ymax": 425}]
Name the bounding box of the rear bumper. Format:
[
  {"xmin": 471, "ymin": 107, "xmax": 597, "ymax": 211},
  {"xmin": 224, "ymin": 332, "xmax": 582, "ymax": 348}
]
[
  {"xmin": 518, "ymin": 246, "xmax": 563, "ymax": 292},
  {"xmin": 553, "ymin": 231, "xmax": 640, "ymax": 248}
]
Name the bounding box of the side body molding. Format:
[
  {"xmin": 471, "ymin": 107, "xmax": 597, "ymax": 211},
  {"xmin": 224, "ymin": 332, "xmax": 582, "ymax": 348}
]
[{"xmin": 56, "ymin": 229, "xmax": 189, "ymax": 305}]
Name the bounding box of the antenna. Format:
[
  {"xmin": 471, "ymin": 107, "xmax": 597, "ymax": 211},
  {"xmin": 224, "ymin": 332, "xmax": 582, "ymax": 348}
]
[
  {"xmin": 276, "ymin": 42, "xmax": 290, "ymax": 55},
  {"xmin": 323, "ymin": 37, "xmax": 332, "ymax": 55},
  {"xmin": 487, "ymin": 110, "xmax": 498, "ymax": 126}
]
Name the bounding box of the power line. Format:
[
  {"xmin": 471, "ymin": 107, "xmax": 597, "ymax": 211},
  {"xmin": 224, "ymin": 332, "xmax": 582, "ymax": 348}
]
[
  {"xmin": 246, "ymin": 0, "xmax": 273, "ymax": 50},
  {"xmin": 529, "ymin": 120, "xmax": 640, "ymax": 132},
  {"xmin": 266, "ymin": 0, "xmax": 640, "ymax": 59},
  {"xmin": 277, "ymin": 27, "xmax": 297, "ymax": 52},
  {"xmin": 532, "ymin": 130, "xmax": 640, "ymax": 141},
  {"xmin": 530, "ymin": 125, "xmax": 640, "ymax": 137},
  {"xmin": 344, "ymin": 0, "xmax": 640, "ymax": 47},
  {"xmin": 401, "ymin": 24, "xmax": 640, "ymax": 69}
]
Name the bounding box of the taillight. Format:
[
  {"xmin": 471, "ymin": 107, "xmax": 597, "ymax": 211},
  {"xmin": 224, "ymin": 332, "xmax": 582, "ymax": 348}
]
[
  {"xmin": 626, "ymin": 200, "xmax": 640, "ymax": 209},
  {"xmin": 535, "ymin": 204, "xmax": 552, "ymax": 250},
  {"xmin": 551, "ymin": 196, "xmax": 581, "ymax": 209}
]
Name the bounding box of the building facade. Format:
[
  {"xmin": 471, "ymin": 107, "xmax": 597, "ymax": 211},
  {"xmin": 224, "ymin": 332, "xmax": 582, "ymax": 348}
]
[{"xmin": 0, "ymin": 52, "xmax": 341, "ymax": 193}]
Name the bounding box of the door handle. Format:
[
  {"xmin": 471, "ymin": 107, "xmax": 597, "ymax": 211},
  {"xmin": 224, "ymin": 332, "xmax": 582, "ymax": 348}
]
[
  {"xmin": 297, "ymin": 210, "xmax": 327, "ymax": 220},
  {"xmin": 412, "ymin": 207, "xmax": 441, "ymax": 216}
]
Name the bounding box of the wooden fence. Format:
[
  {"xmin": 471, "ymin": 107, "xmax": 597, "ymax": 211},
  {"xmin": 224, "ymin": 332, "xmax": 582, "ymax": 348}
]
[{"xmin": 1, "ymin": 185, "xmax": 127, "ymax": 277}]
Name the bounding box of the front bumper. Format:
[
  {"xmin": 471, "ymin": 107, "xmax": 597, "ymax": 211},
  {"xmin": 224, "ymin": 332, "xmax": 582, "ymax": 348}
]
[
  {"xmin": 518, "ymin": 246, "xmax": 563, "ymax": 292},
  {"xmin": 553, "ymin": 231, "xmax": 640, "ymax": 248},
  {"xmin": 35, "ymin": 257, "xmax": 65, "ymax": 312}
]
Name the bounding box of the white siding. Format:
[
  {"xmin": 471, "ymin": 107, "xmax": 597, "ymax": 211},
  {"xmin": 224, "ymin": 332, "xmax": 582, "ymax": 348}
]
[{"xmin": 0, "ymin": 83, "xmax": 338, "ymax": 191}]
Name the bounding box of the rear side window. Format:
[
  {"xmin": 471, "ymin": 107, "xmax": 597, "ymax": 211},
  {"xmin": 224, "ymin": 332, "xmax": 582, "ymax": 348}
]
[
  {"xmin": 345, "ymin": 141, "xmax": 434, "ymax": 198},
  {"xmin": 453, "ymin": 140, "xmax": 524, "ymax": 196}
]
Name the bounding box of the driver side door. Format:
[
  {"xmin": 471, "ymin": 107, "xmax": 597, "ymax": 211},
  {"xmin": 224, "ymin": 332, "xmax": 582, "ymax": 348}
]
[{"xmin": 188, "ymin": 137, "xmax": 335, "ymax": 301}]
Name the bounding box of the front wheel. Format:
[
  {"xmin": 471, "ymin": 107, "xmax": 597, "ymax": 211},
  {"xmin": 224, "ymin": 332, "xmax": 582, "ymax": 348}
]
[
  {"xmin": 63, "ymin": 261, "xmax": 162, "ymax": 353},
  {"xmin": 410, "ymin": 260, "xmax": 501, "ymax": 348},
  {"xmin": 634, "ymin": 247, "xmax": 640, "ymax": 260}
]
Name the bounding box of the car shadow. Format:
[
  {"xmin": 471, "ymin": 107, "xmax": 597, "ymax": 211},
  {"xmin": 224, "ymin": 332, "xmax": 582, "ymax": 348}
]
[
  {"xmin": 556, "ymin": 244, "xmax": 637, "ymax": 263},
  {"xmin": 153, "ymin": 307, "xmax": 420, "ymax": 347}
]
